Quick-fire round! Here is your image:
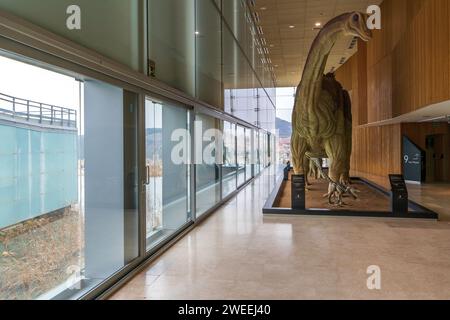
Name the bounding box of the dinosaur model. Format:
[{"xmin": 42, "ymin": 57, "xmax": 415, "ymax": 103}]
[
  {"xmin": 308, "ymin": 158, "xmax": 325, "ymax": 180},
  {"xmin": 291, "ymin": 12, "xmax": 372, "ymax": 205}
]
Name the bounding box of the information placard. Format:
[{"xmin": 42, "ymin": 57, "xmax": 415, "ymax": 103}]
[
  {"xmin": 291, "ymin": 174, "xmax": 306, "ymax": 210},
  {"xmin": 389, "ymin": 174, "xmax": 408, "ymax": 215}
]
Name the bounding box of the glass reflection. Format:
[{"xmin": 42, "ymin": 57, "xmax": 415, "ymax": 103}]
[
  {"xmin": 222, "ymin": 121, "xmax": 236, "ymax": 197},
  {"xmin": 195, "ymin": 113, "xmax": 222, "ymax": 216},
  {"xmin": 145, "ymin": 99, "xmax": 190, "ymax": 251},
  {"xmin": 237, "ymin": 125, "xmax": 246, "ymax": 186}
]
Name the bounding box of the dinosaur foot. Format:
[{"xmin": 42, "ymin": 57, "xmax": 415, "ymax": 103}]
[
  {"xmin": 346, "ymin": 186, "xmax": 360, "ymax": 200},
  {"xmin": 324, "ymin": 187, "xmax": 345, "ymax": 206},
  {"xmin": 323, "ymin": 183, "xmax": 360, "ymax": 206}
]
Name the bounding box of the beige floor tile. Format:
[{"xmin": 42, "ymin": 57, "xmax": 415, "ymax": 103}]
[{"xmin": 110, "ymin": 168, "xmax": 450, "ymax": 300}]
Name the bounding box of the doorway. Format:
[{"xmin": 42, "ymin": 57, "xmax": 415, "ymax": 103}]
[
  {"xmin": 425, "ymin": 134, "xmax": 445, "ymax": 182},
  {"xmin": 144, "ymin": 97, "xmax": 192, "ymax": 251}
]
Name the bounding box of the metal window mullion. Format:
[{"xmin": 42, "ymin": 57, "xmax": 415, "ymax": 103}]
[
  {"xmin": 138, "ymin": 94, "xmax": 147, "ymax": 258},
  {"xmin": 190, "ymin": 110, "xmax": 196, "ymax": 222}
]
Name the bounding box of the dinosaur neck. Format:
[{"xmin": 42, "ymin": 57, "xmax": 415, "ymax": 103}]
[{"xmin": 299, "ymin": 17, "xmax": 348, "ymax": 89}]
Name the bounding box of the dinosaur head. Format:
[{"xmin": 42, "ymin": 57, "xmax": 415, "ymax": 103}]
[{"xmin": 343, "ymin": 12, "xmax": 372, "ymax": 42}]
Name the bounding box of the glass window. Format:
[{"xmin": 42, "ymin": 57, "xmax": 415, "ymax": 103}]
[
  {"xmin": 258, "ymin": 88, "xmax": 267, "ymax": 131},
  {"xmin": 237, "ymin": 125, "xmax": 246, "ymax": 186},
  {"xmin": 254, "ymin": 130, "xmax": 260, "ymax": 175},
  {"xmin": 0, "ymin": 0, "xmax": 143, "ymax": 71},
  {"xmin": 270, "ymin": 133, "xmax": 274, "ymax": 167},
  {"xmin": 245, "ymin": 128, "xmax": 253, "ymax": 181},
  {"xmin": 0, "ymin": 54, "xmax": 139, "ymax": 300},
  {"xmin": 224, "ymin": 89, "xmax": 232, "ymax": 114},
  {"xmin": 222, "ymin": 0, "xmax": 247, "ymax": 50},
  {"xmin": 148, "ymin": 0, "xmax": 196, "ymax": 95},
  {"xmin": 145, "ymin": 99, "xmax": 190, "ymax": 251},
  {"xmin": 195, "ymin": 113, "xmax": 222, "ymax": 216},
  {"xmin": 222, "ymin": 26, "xmax": 238, "ymax": 115},
  {"xmin": 248, "ymin": 76, "xmax": 259, "ymax": 127},
  {"xmin": 264, "ymin": 133, "xmax": 268, "ymax": 168},
  {"xmin": 248, "ymin": 24, "xmax": 257, "ymax": 70},
  {"xmin": 222, "ymin": 121, "xmax": 236, "ymax": 197},
  {"xmin": 222, "ymin": 24, "xmax": 253, "ymax": 122},
  {"xmin": 259, "ymin": 130, "xmax": 265, "ymax": 169},
  {"xmin": 84, "ymin": 82, "xmax": 139, "ymax": 286},
  {"xmin": 195, "ymin": 0, "xmax": 223, "ymax": 108}
]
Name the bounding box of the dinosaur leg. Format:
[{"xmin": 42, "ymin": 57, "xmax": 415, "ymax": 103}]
[
  {"xmin": 324, "ymin": 134, "xmax": 347, "ymax": 206},
  {"xmin": 308, "ymin": 160, "xmax": 314, "ymax": 179},
  {"xmin": 316, "ymin": 158, "xmax": 325, "ymax": 179},
  {"xmin": 291, "ymin": 131, "xmax": 308, "ymax": 175},
  {"xmin": 303, "ymin": 156, "xmax": 311, "ymax": 186}
]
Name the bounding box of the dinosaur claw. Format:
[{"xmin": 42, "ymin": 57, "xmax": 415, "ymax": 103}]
[{"xmin": 347, "ymin": 187, "xmax": 359, "ymax": 199}]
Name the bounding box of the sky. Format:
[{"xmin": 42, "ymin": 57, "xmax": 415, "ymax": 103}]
[
  {"xmin": 0, "ymin": 53, "xmax": 295, "ymax": 129},
  {"xmin": 0, "ymin": 55, "xmax": 80, "ymax": 111},
  {"xmin": 276, "ymin": 87, "xmax": 296, "ymax": 123}
]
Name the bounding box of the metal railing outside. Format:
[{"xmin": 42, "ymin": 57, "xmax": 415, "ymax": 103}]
[{"xmin": 0, "ymin": 92, "xmax": 77, "ymax": 128}]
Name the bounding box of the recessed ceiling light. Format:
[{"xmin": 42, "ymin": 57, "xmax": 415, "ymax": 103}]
[
  {"xmin": 315, "ymin": 22, "xmax": 321, "ymax": 27},
  {"xmin": 195, "ymin": 31, "xmax": 200, "ymax": 35},
  {"xmin": 289, "ymin": 25, "xmax": 295, "ymax": 29}
]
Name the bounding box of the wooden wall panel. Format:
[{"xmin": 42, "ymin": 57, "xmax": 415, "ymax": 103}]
[
  {"xmin": 407, "ymin": 0, "xmax": 427, "ymax": 25},
  {"xmin": 402, "ymin": 123, "xmax": 450, "ymax": 181},
  {"xmin": 335, "ymin": 41, "xmax": 367, "ymax": 126},
  {"xmin": 350, "ymin": 123, "xmax": 450, "ymax": 184},
  {"xmin": 392, "ymin": 33, "xmax": 411, "ymax": 117},
  {"xmin": 355, "ymin": 41, "xmax": 368, "ymax": 125},
  {"xmin": 350, "ymin": 124, "xmax": 402, "ymax": 186},
  {"xmin": 337, "ymin": 0, "xmax": 450, "ymax": 183},
  {"xmin": 334, "ymin": 54, "xmax": 354, "ymax": 90},
  {"xmin": 367, "ymin": 54, "xmax": 392, "ymax": 122},
  {"xmin": 391, "ymin": 0, "xmax": 408, "ymax": 47},
  {"xmin": 353, "ymin": 0, "xmax": 450, "ymax": 123}
]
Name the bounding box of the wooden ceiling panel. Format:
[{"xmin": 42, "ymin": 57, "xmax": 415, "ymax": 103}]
[{"xmin": 250, "ymin": 0, "xmax": 382, "ymax": 87}]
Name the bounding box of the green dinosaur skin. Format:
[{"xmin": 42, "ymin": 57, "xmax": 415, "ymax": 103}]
[{"xmin": 291, "ymin": 12, "xmax": 371, "ymax": 199}]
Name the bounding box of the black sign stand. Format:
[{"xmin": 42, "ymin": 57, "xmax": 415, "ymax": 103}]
[
  {"xmin": 291, "ymin": 174, "xmax": 306, "ymax": 210},
  {"xmin": 389, "ymin": 174, "xmax": 409, "ymax": 215}
]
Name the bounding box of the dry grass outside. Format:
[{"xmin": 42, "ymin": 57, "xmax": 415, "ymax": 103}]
[
  {"xmin": 146, "ymin": 194, "xmax": 162, "ymax": 235},
  {"xmin": 0, "ymin": 162, "xmax": 162, "ymax": 299},
  {"xmin": 0, "ymin": 207, "xmax": 84, "ymax": 300}
]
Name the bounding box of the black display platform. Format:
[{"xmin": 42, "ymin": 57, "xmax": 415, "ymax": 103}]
[{"xmin": 263, "ymin": 174, "xmax": 439, "ymax": 220}]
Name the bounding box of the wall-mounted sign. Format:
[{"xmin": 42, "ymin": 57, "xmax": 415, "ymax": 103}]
[
  {"xmin": 402, "ymin": 136, "xmax": 425, "ymax": 183},
  {"xmin": 389, "ymin": 174, "xmax": 408, "ymax": 215}
]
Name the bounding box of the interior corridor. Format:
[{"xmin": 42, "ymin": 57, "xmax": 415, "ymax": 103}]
[{"xmin": 110, "ymin": 168, "xmax": 450, "ymax": 300}]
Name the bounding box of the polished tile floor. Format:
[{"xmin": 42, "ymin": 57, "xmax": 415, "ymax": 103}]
[
  {"xmin": 407, "ymin": 183, "xmax": 450, "ymax": 221},
  {"xmin": 352, "ymin": 171, "xmax": 450, "ymax": 221},
  {"xmin": 110, "ymin": 168, "xmax": 450, "ymax": 300}
]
